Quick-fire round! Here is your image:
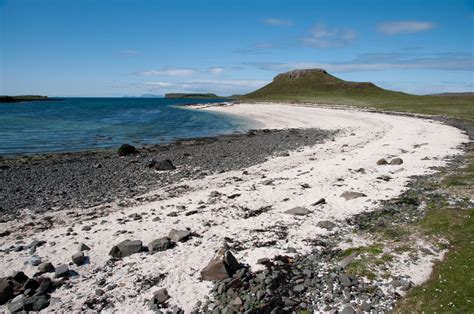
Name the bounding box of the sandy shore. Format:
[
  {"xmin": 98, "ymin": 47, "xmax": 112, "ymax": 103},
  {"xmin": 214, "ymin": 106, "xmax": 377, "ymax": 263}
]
[{"xmin": 0, "ymin": 103, "xmax": 468, "ymax": 312}]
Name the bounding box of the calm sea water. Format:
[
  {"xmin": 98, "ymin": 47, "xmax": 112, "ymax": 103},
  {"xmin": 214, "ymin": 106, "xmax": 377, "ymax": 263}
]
[{"xmin": 0, "ymin": 98, "xmax": 256, "ymax": 156}]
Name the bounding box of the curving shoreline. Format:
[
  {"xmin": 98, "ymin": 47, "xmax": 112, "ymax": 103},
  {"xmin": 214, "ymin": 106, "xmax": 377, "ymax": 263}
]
[{"xmin": 0, "ymin": 103, "xmax": 469, "ymax": 312}]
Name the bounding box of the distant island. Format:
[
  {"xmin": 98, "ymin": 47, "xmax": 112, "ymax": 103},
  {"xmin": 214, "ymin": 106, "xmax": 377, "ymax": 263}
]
[
  {"xmin": 165, "ymin": 93, "xmax": 227, "ymax": 99},
  {"xmin": 0, "ymin": 95, "xmax": 63, "ymax": 103}
]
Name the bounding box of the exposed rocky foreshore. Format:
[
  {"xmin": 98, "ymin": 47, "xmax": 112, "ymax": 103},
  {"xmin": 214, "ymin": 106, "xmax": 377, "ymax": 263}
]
[{"xmin": 0, "ymin": 128, "xmax": 333, "ymax": 221}]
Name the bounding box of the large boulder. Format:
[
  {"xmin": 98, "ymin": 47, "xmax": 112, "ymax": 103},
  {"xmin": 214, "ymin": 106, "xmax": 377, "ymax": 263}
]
[
  {"xmin": 284, "ymin": 207, "xmax": 312, "ymax": 216},
  {"xmin": 72, "ymin": 252, "xmax": 85, "ymax": 266},
  {"xmin": 201, "ymin": 248, "xmax": 242, "ymax": 281},
  {"xmin": 54, "ymin": 264, "xmax": 69, "ymax": 278},
  {"xmin": 149, "ymin": 159, "xmax": 176, "ymax": 171},
  {"xmin": 389, "ymin": 157, "xmax": 404, "ymax": 165},
  {"xmin": 376, "ymin": 158, "xmax": 388, "ymax": 165},
  {"xmin": 340, "ymin": 191, "xmax": 367, "ymax": 200},
  {"xmin": 0, "ymin": 278, "xmax": 13, "ymax": 305},
  {"xmin": 118, "ymin": 144, "xmax": 137, "ymax": 156},
  {"xmin": 168, "ymin": 229, "xmax": 191, "ymax": 243},
  {"xmin": 148, "ymin": 237, "xmax": 172, "ymax": 252},
  {"xmin": 109, "ymin": 240, "xmax": 143, "ymax": 259},
  {"xmin": 38, "ymin": 262, "xmax": 55, "ymax": 273}
]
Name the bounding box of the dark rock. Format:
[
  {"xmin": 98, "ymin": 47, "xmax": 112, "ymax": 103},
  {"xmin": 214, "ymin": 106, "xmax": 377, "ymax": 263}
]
[
  {"xmin": 339, "ymin": 274, "xmax": 354, "ymax": 287},
  {"xmin": 30, "ymin": 256, "xmax": 42, "ymax": 266},
  {"xmin": 72, "ymin": 251, "xmax": 85, "ymax": 266},
  {"xmin": 23, "ymin": 278, "xmax": 40, "ymax": 291},
  {"xmin": 317, "ymin": 220, "xmax": 336, "ymax": 230},
  {"xmin": 376, "ymin": 158, "xmax": 388, "ymax": 165},
  {"xmin": 38, "ymin": 262, "xmax": 55, "ymax": 273},
  {"xmin": 390, "ymin": 157, "xmax": 404, "ymax": 165},
  {"xmin": 312, "ymin": 198, "xmax": 326, "ymax": 206},
  {"xmin": 0, "ymin": 278, "xmax": 13, "ymax": 305},
  {"xmin": 78, "ymin": 243, "xmax": 91, "ymax": 251},
  {"xmin": 168, "ymin": 229, "xmax": 191, "ymax": 243},
  {"xmin": 23, "ymin": 295, "xmax": 50, "ymax": 311},
  {"xmin": 153, "ymin": 159, "xmax": 176, "ymax": 171},
  {"xmin": 11, "ymin": 271, "xmax": 28, "ymax": 284},
  {"xmin": 54, "ymin": 264, "xmax": 69, "ymax": 278},
  {"xmin": 34, "ymin": 277, "xmax": 52, "ymax": 296},
  {"xmin": 257, "ymin": 258, "xmax": 270, "ymax": 265},
  {"xmin": 201, "ymin": 248, "xmax": 241, "ymax": 281},
  {"xmin": 152, "ymin": 288, "xmax": 170, "ymax": 304},
  {"xmin": 118, "ymin": 144, "xmax": 137, "ymax": 156},
  {"xmin": 284, "ymin": 207, "xmax": 312, "ymax": 216},
  {"xmin": 340, "ymin": 191, "xmax": 367, "ymax": 200},
  {"xmin": 148, "ymin": 237, "xmax": 172, "ymax": 252},
  {"xmin": 109, "ymin": 240, "xmax": 143, "ymax": 259},
  {"xmin": 95, "ymin": 289, "xmax": 105, "ymax": 296}
]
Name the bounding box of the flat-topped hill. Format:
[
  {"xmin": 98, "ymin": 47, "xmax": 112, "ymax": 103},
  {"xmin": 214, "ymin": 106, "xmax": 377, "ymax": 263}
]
[
  {"xmin": 242, "ymin": 69, "xmax": 474, "ymax": 120},
  {"xmin": 243, "ymin": 68, "xmax": 401, "ymax": 100}
]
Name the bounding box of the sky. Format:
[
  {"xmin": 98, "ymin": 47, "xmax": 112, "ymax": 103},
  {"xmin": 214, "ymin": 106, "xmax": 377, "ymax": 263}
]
[{"xmin": 0, "ymin": 0, "xmax": 473, "ymax": 97}]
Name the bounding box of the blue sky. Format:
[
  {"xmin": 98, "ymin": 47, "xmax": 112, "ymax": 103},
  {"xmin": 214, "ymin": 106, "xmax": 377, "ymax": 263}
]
[{"xmin": 1, "ymin": 0, "xmax": 473, "ymax": 96}]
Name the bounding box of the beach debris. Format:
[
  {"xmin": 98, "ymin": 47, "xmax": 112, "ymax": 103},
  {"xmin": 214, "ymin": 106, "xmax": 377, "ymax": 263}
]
[
  {"xmin": 376, "ymin": 158, "xmax": 388, "ymax": 165},
  {"xmin": 317, "ymin": 220, "xmax": 337, "ymax": 230},
  {"xmin": 72, "ymin": 252, "xmax": 85, "ymax": 266},
  {"xmin": 389, "ymin": 157, "xmax": 404, "ymax": 165},
  {"xmin": 168, "ymin": 229, "xmax": 191, "ymax": 243},
  {"xmin": 37, "ymin": 262, "xmax": 55, "ymax": 273},
  {"xmin": 118, "ymin": 143, "xmax": 137, "ymax": 156},
  {"xmin": 201, "ymin": 248, "xmax": 241, "ymax": 281},
  {"xmin": 148, "ymin": 237, "xmax": 172, "ymax": 252},
  {"xmin": 312, "ymin": 198, "xmax": 326, "ymax": 206},
  {"xmin": 340, "ymin": 191, "xmax": 367, "ymax": 200},
  {"xmin": 284, "ymin": 207, "xmax": 312, "ymax": 216},
  {"xmin": 109, "ymin": 240, "xmax": 143, "ymax": 259},
  {"xmin": 300, "ymin": 183, "xmax": 311, "ymax": 189}
]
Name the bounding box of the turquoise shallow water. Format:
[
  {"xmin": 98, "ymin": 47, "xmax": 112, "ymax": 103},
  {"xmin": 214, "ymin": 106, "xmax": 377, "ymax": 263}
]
[{"xmin": 0, "ymin": 98, "xmax": 255, "ymax": 156}]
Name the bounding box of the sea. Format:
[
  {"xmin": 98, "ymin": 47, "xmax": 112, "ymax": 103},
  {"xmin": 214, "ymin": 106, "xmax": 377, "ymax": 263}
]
[{"xmin": 0, "ymin": 98, "xmax": 256, "ymax": 156}]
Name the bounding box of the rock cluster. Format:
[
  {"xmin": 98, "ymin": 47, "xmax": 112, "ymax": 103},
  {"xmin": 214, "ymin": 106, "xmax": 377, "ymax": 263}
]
[
  {"xmin": 197, "ymin": 249, "xmax": 401, "ymax": 313},
  {"xmin": 0, "ymin": 271, "xmax": 60, "ymax": 312}
]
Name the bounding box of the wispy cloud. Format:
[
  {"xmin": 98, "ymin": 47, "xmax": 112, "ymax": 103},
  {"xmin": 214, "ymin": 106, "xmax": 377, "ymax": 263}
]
[
  {"xmin": 119, "ymin": 49, "xmax": 140, "ymax": 56},
  {"xmin": 137, "ymin": 68, "xmax": 198, "ymax": 77},
  {"xmin": 301, "ymin": 23, "xmax": 357, "ymax": 48},
  {"xmin": 262, "ymin": 18, "xmax": 293, "ymax": 27},
  {"xmin": 143, "ymin": 79, "xmax": 268, "ymax": 95},
  {"xmin": 377, "ymin": 21, "xmax": 436, "ymax": 35},
  {"xmin": 208, "ymin": 67, "xmax": 225, "ymax": 74},
  {"xmin": 246, "ymin": 52, "xmax": 473, "ymax": 73}
]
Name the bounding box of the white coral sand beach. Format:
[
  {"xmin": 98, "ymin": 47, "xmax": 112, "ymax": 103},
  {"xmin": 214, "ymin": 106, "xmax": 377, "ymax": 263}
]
[{"xmin": 0, "ymin": 103, "xmax": 468, "ymax": 312}]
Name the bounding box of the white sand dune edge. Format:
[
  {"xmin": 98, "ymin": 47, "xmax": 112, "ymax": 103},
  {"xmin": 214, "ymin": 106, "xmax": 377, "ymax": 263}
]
[{"xmin": 0, "ymin": 103, "xmax": 468, "ymax": 312}]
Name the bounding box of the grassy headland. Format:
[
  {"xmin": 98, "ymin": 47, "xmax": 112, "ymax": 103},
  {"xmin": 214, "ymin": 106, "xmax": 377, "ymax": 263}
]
[
  {"xmin": 242, "ymin": 69, "xmax": 474, "ymax": 121},
  {"xmin": 0, "ymin": 95, "xmax": 63, "ymax": 103}
]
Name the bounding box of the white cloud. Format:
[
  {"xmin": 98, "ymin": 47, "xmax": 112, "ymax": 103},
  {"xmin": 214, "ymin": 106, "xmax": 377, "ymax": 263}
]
[
  {"xmin": 248, "ymin": 52, "xmax": 473, "ymax": 73},
  {"xmin": 143, "ymin": 79, "xmax": 268, "ymax": 95},
  {"xmin": 301, "ymin": 23, "xmax": 357, "ymax": 48},
  {"xmin": 138, "ymin": 68, "xmax": 198, "ymax": 77},
  {"xmin": 262, "ymin": 18, "xmax": 293, "ymax": 26},
  {"xmin": 145, "ymin": 82, "xmax": 174, "ymax": 88},
  {"xmin": 377, "ymin": 21, "xmax": 436, "ymax": 35},
  {"xmin": 208, "ymin": 67, "xmax": 225, "ymax": 74},
  {"xmin": 119, "ymin": 49, "xmax": 139, "ymax": 56}
]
